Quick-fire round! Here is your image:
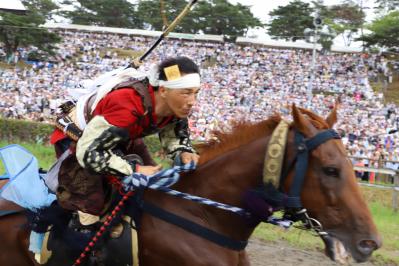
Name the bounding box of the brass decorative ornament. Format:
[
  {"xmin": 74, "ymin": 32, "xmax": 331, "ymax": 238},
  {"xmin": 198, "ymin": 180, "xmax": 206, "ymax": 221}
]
[{"xmin": 263, "ymin": 120, "xmax": 290, "ymax": 187}]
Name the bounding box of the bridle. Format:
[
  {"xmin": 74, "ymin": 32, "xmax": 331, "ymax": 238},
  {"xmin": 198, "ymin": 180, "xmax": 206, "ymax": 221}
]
[
  {"xmin": 259, "ymin": 120, "xmax": 341, "ymax": 240},
  {"xmin": 127, "ymin": 120, "xmax": 342, "ymax": 251}
]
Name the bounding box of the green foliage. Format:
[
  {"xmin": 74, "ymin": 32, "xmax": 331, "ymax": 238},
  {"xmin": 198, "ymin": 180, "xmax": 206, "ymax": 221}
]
[
  {"xmin": 60, "ymin": 0, "xmax": 262, "ymax": 39},
  {"xmin": 0, "ymin": 0, "xmax": 61, "ymax": 61},
  {"xmin": 136, "ymin": 0, "xmax": 262, "ymax": 39},
  {"xmin": 374, "ymin": 0, "xmax": 399, "ymax": 14},
  {"xmin": 190, "ymin": 0, "xmax": 262, "ymax": 39},
  {"xmin": 135, "ymin": 0, "xmax": 188, "ymax": 32},
  {"xmin": 0, "ymin": 118, "xmax": 54, "ymax": 144},
  {"xmin": 359, "ymin": 11, "xmax": 399, "ymax": 49},
  {"xmin": 142, "ymin": 134, "xmax": 161, "ymax": 154},
  {"xmin": 326, "ymin": 1, "xmax": 365, "ymax": 46},
  {"xmin": 0, "ymin": 119, "xmax": 169, "ymax": 168},
  {"xmin": 267, "ymin": 0, "xmax": 314, "ymax": 42},
  {"xmin": 319, "ymin": 37, "xmax": 333, "ymax": 51},
  {"xmin": 143, "ymin": 135, "xmax": 172, "ymax": 167},
  {"xmin": 0, "ymin": 141, "xmax": 56, "ymax": 170},
  {"xmin": 328, "ymin": 2, "xmax": 364, "ymax": 26},
  {"xmin": 61, "ymin": 0, "xmax": 140, "ymax": 28},
  {"xmin": 267, "ymin": 0, "xmax": 365, "ymax": 46}
]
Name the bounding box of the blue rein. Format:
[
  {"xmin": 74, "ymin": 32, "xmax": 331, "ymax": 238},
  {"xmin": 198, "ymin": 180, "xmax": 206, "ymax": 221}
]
[{"xmin": 135, "ymin": 128, "xmax": 341, "ymax": 251}]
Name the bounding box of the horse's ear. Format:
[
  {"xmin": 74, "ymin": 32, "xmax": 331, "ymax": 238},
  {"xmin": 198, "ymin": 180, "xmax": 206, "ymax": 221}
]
[
  {"xmin": 292, "ymin": 104, "xmax": 316, "ymax": 137},
  {"xmin": 326, "ymin": 97, "xmax": 340, "ymax": 128}
]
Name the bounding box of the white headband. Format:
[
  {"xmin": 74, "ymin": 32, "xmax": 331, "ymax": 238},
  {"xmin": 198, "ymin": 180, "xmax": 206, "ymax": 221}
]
[
  {"xmin": 148, "ymin": 64, "xmax": 201, "ymax": 89},
  {"xmin": 159, "ymin": 73, "xmax": 200, "ymax": 89}
]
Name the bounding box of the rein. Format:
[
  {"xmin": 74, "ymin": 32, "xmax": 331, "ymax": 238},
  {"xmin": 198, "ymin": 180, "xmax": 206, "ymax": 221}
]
[
  {"xmin": 134, "ymin": 120, "xmax": 341, "ymax": 251},
  {"xmin": 99, "ymin": 121, "xmax": 342, "ymax": 252}
]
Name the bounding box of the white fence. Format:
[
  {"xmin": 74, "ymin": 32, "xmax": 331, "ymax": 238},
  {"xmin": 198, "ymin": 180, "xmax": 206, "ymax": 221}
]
[{"xmin": 352, "ymin": 164, "xmax": 398, "ymax": 212}]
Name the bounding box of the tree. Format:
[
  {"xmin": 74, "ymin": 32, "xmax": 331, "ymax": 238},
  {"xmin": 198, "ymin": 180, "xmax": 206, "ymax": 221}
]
[
  {"xmin": 318, "ymin": 27, "xmax": 336, "ymax": 52},
  {"xmin": 135, "ymin": 0, "xmax": 188, "ymax": 31},
  {"xmin": 358, "ymin": 11, "xmax": 399, "ymax": 49},
  {"xmin": 136, "ymin": 0, "xmax": 262, "ymax": 39},
  {"xmin": 326, "ymin": 1, "xmax": 365, "ymax": 46},
  {"xmin": 190, "ymin": 0, "xmax": 262, "ymax": 39},
  {"xmin": 0, "ymin": 0, "xmax": 61, "ymax": 62},
  {"xmin": 61, "ymin": 0, "xmax": 140, "ymax": 28},
  {"xmin": 374, "ymin": 0, "xmax": 399, "ymax": 14},
  {"xmin": 267, "ymin": 0, "xmax": 314, "ymax": 42}
]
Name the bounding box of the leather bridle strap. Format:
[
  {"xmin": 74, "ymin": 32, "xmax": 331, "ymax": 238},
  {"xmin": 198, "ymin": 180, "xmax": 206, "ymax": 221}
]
[
  {"xmin": 140, "ymin": 201, "xmax": 248, "ymax": 251},
  {"xmin": 286, "ymin": 129, "xmax": 341, "ymax": 208}
]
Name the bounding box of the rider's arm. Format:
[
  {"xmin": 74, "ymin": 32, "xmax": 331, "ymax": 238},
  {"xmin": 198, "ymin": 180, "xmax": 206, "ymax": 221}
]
[
  {"xmin": 158, "ymin": 118, "xmax": 196, "ymax": 160},
  {"xmin": 76, "ymin": 115, "xmax": 135, "ymax": 176},
  {"xmin": 75, "ymin": 89, "xmax": 142, "ymax": 176}
]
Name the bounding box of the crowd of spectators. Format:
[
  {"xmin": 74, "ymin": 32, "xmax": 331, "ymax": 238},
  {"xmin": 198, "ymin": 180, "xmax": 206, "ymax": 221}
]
[{"xmin": 1, "ymin": 30, "xmax": 398, "ymax": 173}]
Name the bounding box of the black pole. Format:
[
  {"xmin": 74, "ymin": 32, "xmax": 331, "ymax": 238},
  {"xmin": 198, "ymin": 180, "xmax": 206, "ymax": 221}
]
[
  {"xmin": 139, "ymin": 35, "xmax": 166, "ymax": 62},
  {"xmin": 131, "ymin": 0, "xmax": 198, "ymax": 68}
]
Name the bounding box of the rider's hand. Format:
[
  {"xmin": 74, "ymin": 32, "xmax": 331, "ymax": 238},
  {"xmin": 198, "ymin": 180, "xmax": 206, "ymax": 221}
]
[
  {"xmin": 136, "ymin": 164, "xmax": 163, "ymax": 176},
  {"xmin": 180, "ymin": 152, "xmax": 200, "ymax": 164}
]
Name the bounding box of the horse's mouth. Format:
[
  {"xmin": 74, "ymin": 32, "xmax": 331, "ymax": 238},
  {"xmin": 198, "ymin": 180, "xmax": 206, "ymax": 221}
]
[{"xmin": 322, "ymin": 234, "xmax": 350, "ymax": 264}]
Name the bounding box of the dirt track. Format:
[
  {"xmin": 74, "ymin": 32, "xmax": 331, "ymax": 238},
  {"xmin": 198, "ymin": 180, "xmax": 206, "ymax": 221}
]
[{"xmin": 246, "ymin": 238, "xmax": 377, "ymax": 266}]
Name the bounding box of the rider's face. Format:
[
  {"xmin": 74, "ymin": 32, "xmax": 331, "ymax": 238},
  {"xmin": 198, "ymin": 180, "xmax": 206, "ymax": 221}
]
[{"xmin": 163, "ymin": 87, "xmax": 200, "ymax": 118}]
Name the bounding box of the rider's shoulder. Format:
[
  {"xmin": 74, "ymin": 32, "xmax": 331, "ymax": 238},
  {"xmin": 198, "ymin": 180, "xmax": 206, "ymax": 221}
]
[{"xmin": 104, "ymin": 87, "xmax": 143, "ymax": 103}]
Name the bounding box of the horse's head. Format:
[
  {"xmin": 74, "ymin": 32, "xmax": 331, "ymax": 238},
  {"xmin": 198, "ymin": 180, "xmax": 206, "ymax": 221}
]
[
  {"xmin": 193, "ymin": 104, "xmax": 380, "ymax": 263},
  {"xmin": 283, "ymin": 104, "xmax": 381, "ymax": 263}
]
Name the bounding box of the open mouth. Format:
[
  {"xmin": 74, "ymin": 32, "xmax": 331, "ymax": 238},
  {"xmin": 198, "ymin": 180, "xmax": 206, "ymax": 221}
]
[{"xmin": 321, "ymin": 234, "xmax": 350, "ymax": 264}]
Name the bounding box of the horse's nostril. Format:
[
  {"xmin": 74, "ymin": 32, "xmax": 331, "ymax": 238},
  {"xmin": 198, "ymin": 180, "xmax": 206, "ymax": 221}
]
[{"xmin": 357, "ymin": 239, "xmax": 379, "ymax": 255}]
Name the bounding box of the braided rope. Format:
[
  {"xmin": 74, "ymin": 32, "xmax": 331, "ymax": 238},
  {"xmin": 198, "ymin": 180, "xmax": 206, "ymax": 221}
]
[
  {"xmin": 122, "ymin": 161, "xmax": 251, "ymax": 216},
  {"xmin": 74, "ymin": 161, "xmax": 293, "ymax": 265},
  {"xmin": 123, "ymin": 162, "xmax": 295, "ymax": 230},
  {"xmin": 122, "ymin": 162, "xmax": 295, "ymax": 229},
  {"xmin": 157, "ymin": 187, "xmax": 250, "ymax": 216},
  {"xmin": 146, "ymin": 166, "xmax": 294, "ymax": 229},
  {"xmin": 122, "ymin": 161, "xmax": 195, "ymax": 190}
]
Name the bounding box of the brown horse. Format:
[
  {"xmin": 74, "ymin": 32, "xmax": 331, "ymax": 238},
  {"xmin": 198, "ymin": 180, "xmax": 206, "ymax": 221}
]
[
  {"xmin": 0, "ymin": 105, "xmax": 381, "ymax": 265},
  {"xmin": 0, "ymin": 179, "xmax": 34, "ymax": 266}
]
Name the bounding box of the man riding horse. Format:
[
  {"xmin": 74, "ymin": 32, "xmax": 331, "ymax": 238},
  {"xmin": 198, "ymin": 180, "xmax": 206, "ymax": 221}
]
[{"xmin": 50, "ymin": 56, "xmax": 200, "ymax": 225}]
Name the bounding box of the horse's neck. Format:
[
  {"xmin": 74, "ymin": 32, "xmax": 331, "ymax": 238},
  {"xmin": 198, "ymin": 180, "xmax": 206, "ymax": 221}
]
[
  {"xmin": 193, "ymin": 138, "xmax": 266, "ymax": 201},
  {"xmin": 176, "ymin": 137, "xmax": 268, "ymax": 239}
]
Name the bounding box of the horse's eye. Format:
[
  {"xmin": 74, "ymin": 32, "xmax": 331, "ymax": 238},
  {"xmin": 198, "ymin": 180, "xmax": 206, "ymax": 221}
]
[{"xmin": 323, "ymin": 167, "xmax": 339, "ymax": 177}]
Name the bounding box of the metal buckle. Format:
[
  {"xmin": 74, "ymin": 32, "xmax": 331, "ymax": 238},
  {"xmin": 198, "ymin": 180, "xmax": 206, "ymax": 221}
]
[
  {"xmin": 293, "ymin": 209, "xmax": 327, "ymax": 237},
  {"xmin": 297, "ymin": 143, "xmax": 307, "ymax": 153}
]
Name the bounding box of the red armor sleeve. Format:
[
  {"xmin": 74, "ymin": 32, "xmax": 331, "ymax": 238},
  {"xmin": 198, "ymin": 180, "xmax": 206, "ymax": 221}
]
[{"xmin": 93, "ymin": 88, "xmax": 144, "ymax": 129}]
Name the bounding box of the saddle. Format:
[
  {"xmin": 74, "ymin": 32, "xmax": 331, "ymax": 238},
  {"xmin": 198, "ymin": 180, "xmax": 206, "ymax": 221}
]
[
  {"xmin": 30, "ymin": 195, "xmax": 141, "ymax": 266},
  {"xmin": 37, "ymin": 216, "xmax": 138, "ymax": 266}
]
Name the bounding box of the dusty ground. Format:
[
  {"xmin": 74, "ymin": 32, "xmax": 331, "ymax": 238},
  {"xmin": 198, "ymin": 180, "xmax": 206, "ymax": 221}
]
[{"xmin": 246, "ymin": 238, "xmax": 377, "ymax": 266}]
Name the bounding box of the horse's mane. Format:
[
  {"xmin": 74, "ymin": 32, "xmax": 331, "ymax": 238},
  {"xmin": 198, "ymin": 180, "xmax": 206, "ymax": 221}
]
[
  {"xmin": 197, "ymin": 108, "xmax": 331, "ymax": 165},
  {"xmin": 197, "ymin": 115, "xmax": 282, "ymax": 164}
]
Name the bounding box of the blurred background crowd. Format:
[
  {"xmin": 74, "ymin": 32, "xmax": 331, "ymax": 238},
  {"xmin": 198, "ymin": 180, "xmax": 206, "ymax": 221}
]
[{"xmin": 1, "ymin": 30, "xmax": 398, "ymax": 172}]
